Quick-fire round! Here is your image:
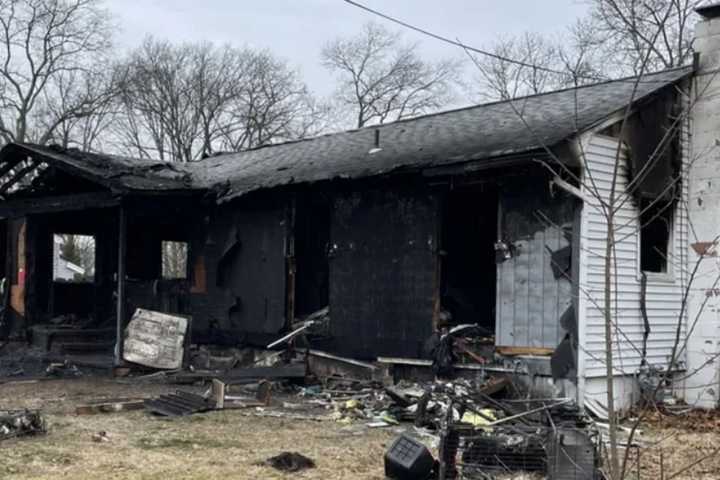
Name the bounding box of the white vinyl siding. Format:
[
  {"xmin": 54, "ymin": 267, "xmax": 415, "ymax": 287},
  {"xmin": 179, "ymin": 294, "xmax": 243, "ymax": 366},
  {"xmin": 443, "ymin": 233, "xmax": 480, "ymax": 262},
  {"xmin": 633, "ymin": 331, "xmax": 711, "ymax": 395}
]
[{"xmin": 579, "ymin": 134, "xmax": 688, "ymax": 378}]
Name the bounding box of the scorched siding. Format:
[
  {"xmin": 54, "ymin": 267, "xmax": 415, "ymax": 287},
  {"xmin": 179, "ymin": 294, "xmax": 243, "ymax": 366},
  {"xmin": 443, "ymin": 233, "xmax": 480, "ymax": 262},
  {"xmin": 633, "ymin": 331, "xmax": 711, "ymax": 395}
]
[{"xmin": 580, "ymin": 134, "xmax": 688, "ymax": 378}]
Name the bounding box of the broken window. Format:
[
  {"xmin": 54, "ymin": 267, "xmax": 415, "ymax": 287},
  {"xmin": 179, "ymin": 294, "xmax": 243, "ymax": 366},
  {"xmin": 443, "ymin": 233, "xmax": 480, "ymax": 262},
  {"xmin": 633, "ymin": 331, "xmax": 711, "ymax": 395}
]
[
  {"xmin": 639, "ymin": 199, "xmax": 673, "ymax": 274},
  {"xmin": 162, "ymin": 241, "xmax": 188, "ymax": 279},
  {"xmin": 53, "ymin": 234, "xmax": 95, "ymax": 282}
]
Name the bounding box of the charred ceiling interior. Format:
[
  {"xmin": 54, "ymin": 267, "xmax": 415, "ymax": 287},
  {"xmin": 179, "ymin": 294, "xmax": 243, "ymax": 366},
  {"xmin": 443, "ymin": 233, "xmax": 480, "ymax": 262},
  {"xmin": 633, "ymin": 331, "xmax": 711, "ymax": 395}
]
[{"xmin": 0, "ymin": 67, "xmax": 691, "ymax": 378}]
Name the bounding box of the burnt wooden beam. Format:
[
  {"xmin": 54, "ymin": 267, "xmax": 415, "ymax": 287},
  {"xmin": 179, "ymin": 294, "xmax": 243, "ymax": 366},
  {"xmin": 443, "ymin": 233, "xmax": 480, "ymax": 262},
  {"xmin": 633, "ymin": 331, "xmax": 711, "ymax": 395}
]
[
  {"xmin": 285, "ymin": 196, "xmax": 296, "ymax": 328},
  {"xmin": 0, "ymin": 157, "xmax": 23, "ymax": 181},
  {"xmin": 115, "ymin": 205, "xmax": 127, "ymax": 366},
  {"xmin": 0, "ymin": 160, "xmax": 40, "ymax": 197},
  {"xmin": 0, "ymin": 192, "xmax": 119, "ymax": 217}
]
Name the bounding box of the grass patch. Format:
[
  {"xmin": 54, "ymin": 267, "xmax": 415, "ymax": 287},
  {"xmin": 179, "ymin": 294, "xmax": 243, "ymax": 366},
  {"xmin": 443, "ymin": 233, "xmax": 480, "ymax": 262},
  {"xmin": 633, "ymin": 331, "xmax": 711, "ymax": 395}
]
[{"xmin": 134, "ymin": 435, "xmax": 242, "ymax": 450}]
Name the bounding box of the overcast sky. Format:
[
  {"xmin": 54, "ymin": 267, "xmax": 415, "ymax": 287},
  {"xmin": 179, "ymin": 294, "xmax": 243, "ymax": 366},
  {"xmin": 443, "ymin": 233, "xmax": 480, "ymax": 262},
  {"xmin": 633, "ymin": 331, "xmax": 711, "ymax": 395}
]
[{"xmin": 105, "ymin": 1, "xmax": 588, "ymax": 98}]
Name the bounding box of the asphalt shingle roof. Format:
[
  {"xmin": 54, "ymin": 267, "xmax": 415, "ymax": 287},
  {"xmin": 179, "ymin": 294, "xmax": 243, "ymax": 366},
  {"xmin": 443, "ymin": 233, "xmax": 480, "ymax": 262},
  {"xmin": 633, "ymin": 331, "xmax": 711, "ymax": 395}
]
[
  {"xmin": 196, "ymin": 66, "xmax": 692, "ymax": 201},
  {"xmin": 0, "ymin": 66, "xmax": 692, "ymax": 201}
]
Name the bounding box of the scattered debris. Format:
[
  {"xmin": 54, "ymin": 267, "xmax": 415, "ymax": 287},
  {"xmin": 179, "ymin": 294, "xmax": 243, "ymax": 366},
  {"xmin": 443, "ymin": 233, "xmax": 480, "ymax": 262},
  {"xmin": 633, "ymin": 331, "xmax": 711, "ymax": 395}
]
[
  {"xmin": 45, "ymin": 360, "xmax": 81, "ymax": 378},
  {"xmin": 305, "ymin": 349, "xmax": 378, "ymax": 381},
  {"xmin": 91, "ymin": 431, "xmax": 110, "ymax": 443},
  {"xmin": 0, "ymin": 410, "xmax": 46, "ymax": 441},
  {"xmin": 262, "ymin": 452, "xmax": 316, "ymax": 472},
  {"xmin": 440, "ymin": 402, "xmax": 601, "ymax": 479}
]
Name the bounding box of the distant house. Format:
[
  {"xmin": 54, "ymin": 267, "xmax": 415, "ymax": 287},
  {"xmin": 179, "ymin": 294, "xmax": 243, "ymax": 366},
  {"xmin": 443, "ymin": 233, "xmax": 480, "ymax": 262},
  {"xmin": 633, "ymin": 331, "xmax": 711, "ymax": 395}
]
[
  {"xmin": 52, "ymin": 235, "xmax": 85, "ymax": 282},
  {"xmin": 5, "ymin": 5, "xmax": 720, "ymax": 412}
]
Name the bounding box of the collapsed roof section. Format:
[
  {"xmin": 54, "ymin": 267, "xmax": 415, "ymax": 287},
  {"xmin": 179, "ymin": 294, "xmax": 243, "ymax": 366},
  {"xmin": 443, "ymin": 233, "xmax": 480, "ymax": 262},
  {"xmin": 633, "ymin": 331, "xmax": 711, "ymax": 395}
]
[
  {"xmin": 0, "ymin": 66, "xmax": 692, "ymax": 202},
  {"xmin": 0, "ymin": 143, "xmax": 196, "ymax": 195}
]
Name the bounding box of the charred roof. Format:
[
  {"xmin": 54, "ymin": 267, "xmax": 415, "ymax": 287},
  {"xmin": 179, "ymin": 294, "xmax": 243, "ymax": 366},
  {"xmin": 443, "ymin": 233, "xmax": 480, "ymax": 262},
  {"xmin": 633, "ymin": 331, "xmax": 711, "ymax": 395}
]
[{"xmin": 0, "ymin": 66, "xmax": 692, "ymax": 201}]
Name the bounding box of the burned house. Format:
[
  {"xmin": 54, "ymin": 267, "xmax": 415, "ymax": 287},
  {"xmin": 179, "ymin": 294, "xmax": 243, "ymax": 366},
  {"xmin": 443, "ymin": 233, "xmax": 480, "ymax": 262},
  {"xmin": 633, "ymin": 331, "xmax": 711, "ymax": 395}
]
[{"xmin": 0, "ymin": 65, "xmax": 694, "ymax": 409}]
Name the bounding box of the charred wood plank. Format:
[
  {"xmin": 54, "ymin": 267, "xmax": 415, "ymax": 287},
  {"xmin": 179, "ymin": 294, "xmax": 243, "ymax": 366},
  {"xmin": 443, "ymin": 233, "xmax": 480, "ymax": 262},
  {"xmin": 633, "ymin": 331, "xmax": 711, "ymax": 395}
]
[{"xmin": 0, "ymin": 192, "xmax": 119, "ymax": 217}]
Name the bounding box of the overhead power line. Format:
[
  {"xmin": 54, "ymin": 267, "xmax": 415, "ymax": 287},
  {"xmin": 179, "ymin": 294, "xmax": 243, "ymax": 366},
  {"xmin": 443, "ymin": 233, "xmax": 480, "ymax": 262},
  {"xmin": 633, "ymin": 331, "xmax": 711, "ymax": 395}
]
[
  {"xmin": 342, "ymin": 0, "xmax": 585, "ymax": 77},
  {"xmin": 342, "ymin": 0, "xmax": 685, "ymax": 85}
]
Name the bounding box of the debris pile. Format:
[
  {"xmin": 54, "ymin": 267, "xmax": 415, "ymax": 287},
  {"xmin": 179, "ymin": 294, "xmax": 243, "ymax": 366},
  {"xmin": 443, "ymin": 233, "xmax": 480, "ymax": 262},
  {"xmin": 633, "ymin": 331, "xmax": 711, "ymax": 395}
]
[
  {"xmin": 438, "ymin": 402, "xmax": 600, "ymax": 479},
  {"xmin": 0, "ymin": 410, "xmax": 46, "ymax": 441},
  {"xmin": 261, "ymin": 452, "xmax": 316, "ymax": 473}
]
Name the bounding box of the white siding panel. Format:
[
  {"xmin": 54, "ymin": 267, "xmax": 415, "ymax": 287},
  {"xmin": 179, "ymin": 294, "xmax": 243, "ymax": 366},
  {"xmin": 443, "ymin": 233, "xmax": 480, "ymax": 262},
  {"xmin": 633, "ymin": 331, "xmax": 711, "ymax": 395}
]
[{"xmin": 580, "ymin": 134, "xmax": 688, "ymax": 378}]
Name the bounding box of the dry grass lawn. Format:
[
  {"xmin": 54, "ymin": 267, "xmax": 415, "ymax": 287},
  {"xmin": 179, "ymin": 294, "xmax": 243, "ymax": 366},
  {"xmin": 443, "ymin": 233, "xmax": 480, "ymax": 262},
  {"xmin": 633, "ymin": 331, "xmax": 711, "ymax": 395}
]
[
  {"xmin": 3, "ymin": 379, "xmax": 720, "ymax": 479},
  {"xmin": 0, "ymin": 379, "xmax": 395, "ymax": 480}
]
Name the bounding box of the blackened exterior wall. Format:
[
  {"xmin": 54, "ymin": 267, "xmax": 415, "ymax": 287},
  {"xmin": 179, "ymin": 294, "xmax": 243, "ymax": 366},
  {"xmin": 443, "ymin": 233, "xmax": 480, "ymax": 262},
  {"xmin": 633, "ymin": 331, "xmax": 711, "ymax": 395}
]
[
  {"xmin": 328, "ymin": 187, "xmax": 438, "ymax": 358},
  {"xmin": 189, "ymin": 199, "xmax": 288, "ymax": 344}
]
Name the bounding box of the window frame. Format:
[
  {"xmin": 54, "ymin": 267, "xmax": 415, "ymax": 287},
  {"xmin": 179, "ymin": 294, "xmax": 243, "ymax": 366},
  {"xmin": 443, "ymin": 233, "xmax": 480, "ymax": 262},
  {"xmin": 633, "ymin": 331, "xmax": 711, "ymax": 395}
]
[
  {"xmin": 52, "ymin": 233, "xmax": 96, "ymax": 284},
  {"xmin": 637, "ymin": 198, "xmax": 675, "ymax": 282}
]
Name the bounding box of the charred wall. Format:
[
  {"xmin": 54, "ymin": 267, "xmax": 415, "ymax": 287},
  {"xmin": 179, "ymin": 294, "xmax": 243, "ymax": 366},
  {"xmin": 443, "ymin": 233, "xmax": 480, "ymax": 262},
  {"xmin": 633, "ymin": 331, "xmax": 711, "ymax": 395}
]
[
  {"xmin": 189, "ymin": 197, "xmax": 288, "ymax": 345},
  {"xmin": 119, "ymin": 197, "xmax": 204, "ymax": 326},
  {"xmin": 328, "ymin": 186, "xmax": 438, "ymax": 359}
]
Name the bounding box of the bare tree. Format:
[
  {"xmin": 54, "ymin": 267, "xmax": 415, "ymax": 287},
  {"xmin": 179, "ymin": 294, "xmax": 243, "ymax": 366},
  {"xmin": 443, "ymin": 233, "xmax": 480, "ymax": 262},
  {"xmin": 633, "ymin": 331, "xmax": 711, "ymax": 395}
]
[
  {"xmin": 322, "ymin": 22, "xmax": 460, "ymax": 128},
  {"xmin": 0, "ymin": 0, "xmax": 114, "ymax": 147},
  {"xmin": 216, "ymin": 50, "xmax": 328, "ymax": 152},
  {"xmin": 471, "ymin": 32, "xmax": 565, "ymax": 101},
  {"xmin": 35, "ymin": 67, "xmax": 118, "ymax": 149},
  {"xmin": 589, "ymin": 0, "xmax": 695, "ymax": 74},
  {"xmin": 470, "ymin": 25, "xmax": 607, "ymax": 101},
  {"xmin": 114, "ymin": 37, "xmax": 322, "ymax": 162}
]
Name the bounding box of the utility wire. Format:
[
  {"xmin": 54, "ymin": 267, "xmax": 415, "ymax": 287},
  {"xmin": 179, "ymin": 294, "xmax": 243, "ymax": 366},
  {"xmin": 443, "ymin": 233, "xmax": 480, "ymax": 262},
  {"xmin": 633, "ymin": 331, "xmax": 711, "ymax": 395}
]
[
  {"xmin": 342, "ymin": 0, "xmax": 688, "ymax": 85},
  {"xmin": 343, "ymin": 0, "xmax": 576, "ymax": 76}
]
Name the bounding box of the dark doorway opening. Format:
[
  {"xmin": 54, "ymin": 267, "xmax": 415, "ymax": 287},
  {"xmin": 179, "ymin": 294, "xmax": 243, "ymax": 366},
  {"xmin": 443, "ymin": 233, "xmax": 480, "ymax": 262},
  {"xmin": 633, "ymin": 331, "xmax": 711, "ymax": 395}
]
[
  {"xmin": 440, "ymin": 186, "xmax": 498, "ymax": 334},
  {"xmin": 294, "ymin": 194, "xmax": 330, "ymax": 317}
]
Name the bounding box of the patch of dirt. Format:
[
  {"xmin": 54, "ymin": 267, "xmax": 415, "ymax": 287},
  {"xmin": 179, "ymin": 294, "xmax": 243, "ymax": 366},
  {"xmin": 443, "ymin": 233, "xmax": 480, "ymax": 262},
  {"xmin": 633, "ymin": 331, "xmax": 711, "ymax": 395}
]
[
  {"xmin": 640, "ymin": 407, "xmax": 720, "ymax": 433},
  {"xmin": 638, "ymin": 429, "xmax": 720, "ymax": 480},
  {"xmin": 622, "ymin": 408, "xmax": 720, "ymax": 479}
]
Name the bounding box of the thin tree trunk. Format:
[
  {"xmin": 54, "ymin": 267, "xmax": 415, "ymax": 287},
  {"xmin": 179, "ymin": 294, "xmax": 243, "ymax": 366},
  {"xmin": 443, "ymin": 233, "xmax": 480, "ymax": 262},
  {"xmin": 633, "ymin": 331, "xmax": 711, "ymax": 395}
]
[{"xmin": 604, "ymin": 212, "xmax": 620, "ymax": 479}]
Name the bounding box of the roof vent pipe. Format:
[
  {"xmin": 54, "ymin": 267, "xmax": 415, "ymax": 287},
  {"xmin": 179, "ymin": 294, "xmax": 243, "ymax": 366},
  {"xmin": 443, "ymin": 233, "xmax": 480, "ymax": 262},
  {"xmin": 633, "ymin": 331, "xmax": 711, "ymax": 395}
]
[{"xmin": 369, "ymin": 129, "xmax": 382, "ymax": 155}]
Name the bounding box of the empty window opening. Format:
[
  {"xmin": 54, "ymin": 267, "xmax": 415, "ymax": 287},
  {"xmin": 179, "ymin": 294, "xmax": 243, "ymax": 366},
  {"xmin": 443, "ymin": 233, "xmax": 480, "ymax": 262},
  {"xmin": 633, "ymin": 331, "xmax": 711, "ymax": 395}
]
[
  {"xmin": 640, "ymin": 199, "xmax": 673, "ymax": 274},
  {"xmin": 162, "ymin": 241, "xmax": 188, "ymax": 279},
  {"xmin": 440, "ymin": 186, "xmax": 498, "ymax": 334},
  {"xmin": 53, "ymin": 234, "xmax": 95, "ymax": 282}
]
